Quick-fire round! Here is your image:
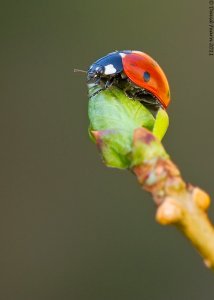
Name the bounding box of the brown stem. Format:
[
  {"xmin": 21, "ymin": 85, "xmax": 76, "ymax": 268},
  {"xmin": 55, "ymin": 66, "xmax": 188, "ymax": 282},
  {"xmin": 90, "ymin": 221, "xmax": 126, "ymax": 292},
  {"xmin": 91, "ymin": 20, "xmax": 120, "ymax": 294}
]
[{"xmin": 132, "ymin": 128, "xmax": 214, "ymax": 269}]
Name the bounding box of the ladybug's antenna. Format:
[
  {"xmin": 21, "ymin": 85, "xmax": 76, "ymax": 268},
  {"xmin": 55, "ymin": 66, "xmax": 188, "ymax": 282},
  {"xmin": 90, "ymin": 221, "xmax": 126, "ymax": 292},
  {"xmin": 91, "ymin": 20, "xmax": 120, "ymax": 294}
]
[{"xmin": 74, "ymin": 68, "xmax": 87, "ymax": 73}]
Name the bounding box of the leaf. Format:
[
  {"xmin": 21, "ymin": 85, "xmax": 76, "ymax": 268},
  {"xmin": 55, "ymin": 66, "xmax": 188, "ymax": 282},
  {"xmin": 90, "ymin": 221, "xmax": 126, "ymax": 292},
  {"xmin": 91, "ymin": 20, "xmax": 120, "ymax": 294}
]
[{"xmin": 88, "ymin": 87, "xmax": 156, "ymax": 168}]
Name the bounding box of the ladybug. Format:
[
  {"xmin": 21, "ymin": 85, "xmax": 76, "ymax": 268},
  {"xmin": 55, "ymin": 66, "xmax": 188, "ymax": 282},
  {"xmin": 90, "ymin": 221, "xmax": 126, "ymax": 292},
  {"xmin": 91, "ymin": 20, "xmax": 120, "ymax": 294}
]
[{"xmin": 87, "ymin": 50, "xmax": 170, "ymax": 109}]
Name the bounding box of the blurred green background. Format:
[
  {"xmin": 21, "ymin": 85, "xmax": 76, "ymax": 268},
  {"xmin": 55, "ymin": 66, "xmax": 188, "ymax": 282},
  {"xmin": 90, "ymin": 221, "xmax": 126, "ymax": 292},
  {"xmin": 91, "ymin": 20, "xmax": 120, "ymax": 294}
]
[{"xmin": 1, "ymin": 0, "xmax": 214, "ymax": 299}]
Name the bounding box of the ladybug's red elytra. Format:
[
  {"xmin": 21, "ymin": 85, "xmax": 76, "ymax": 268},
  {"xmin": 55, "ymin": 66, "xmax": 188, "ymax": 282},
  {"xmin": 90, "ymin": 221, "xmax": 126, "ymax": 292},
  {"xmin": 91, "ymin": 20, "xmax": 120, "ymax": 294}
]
[{"xmin": 87, "ymin": 50, "xmax": 170, "ymax": 109}]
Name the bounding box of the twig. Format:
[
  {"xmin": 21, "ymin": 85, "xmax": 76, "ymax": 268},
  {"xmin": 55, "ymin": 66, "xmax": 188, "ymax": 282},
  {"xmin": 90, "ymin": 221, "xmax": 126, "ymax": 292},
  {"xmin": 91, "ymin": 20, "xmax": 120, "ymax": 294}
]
[{"xmin": 132, "ymin": 127, "xmax": 214, "ymax": 270}]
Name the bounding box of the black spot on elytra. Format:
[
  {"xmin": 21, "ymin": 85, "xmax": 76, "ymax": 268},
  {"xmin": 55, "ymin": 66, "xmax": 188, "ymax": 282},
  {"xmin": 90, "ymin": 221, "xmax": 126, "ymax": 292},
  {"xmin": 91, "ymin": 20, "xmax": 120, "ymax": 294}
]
[{"xmin": 143, "ymin": 71, "xmax": 150, "ymax": 82}]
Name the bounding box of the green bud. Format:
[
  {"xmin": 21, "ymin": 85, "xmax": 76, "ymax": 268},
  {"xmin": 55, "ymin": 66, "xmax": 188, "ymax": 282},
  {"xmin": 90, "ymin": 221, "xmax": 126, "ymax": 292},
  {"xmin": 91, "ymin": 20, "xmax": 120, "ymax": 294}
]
[{"xmin": 88, "ymin": 86, "xmax": 169, "ymax": 169}]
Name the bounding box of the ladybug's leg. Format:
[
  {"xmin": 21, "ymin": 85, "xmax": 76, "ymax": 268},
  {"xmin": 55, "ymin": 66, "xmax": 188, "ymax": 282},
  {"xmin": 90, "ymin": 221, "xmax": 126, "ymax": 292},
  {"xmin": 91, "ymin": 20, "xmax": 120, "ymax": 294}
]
[{"xmin": 105, "ymin": 76, "xmax": 115, "ymax": 89}]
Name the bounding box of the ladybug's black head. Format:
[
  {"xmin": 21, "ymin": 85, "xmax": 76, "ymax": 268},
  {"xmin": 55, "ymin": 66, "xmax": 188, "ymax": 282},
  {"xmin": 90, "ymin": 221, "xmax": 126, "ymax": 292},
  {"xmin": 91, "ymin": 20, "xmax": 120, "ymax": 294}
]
[
  {"xmin": 87, "ymin": 52, "xmax": 124, "ymax": 84},
  {"xmin": 87, "ymin": 64, "xmax": 105, "ymax": 82}
]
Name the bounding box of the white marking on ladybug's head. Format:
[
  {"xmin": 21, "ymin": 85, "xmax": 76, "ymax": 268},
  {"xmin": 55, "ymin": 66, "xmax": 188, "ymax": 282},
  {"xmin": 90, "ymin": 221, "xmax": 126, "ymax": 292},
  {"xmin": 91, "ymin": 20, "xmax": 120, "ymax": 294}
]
[
  {"xmin": 104, "ymin": 64, "xmax": 117, "ymax": 75},
  {"xmin": 119, "ymin": 53, "xmax": 126, "ymax": 58}
]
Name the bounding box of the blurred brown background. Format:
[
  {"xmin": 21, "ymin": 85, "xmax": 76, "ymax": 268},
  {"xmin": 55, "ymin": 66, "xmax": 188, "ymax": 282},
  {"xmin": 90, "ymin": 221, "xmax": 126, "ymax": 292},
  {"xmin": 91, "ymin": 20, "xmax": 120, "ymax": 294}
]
[{"xmin": 1, "ymin": 0, "xmax": 214, "ymax": 299}]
